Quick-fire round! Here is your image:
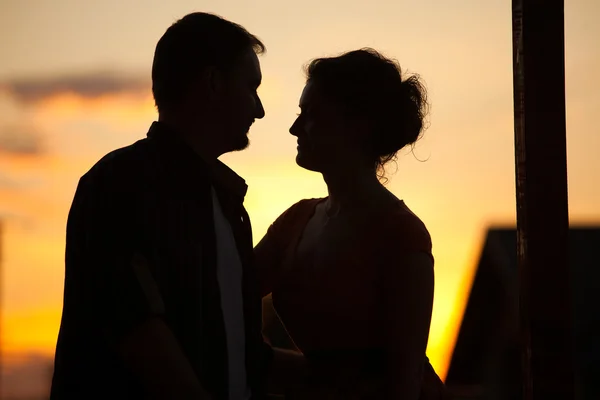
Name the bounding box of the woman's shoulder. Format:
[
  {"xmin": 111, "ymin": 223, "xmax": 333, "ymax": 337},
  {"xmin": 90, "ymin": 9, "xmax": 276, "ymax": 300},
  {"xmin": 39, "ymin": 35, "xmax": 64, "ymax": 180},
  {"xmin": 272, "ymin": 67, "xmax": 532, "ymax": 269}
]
[
  {"xmin": 372, "ymin": 200, "xmax": 432, "ymax": 253},
  {"xmin": 275, "ymin": 197, "xmax": 323, "ymax": 223},
  {"xmin": 266, "ymin": 197, "xmax": 325, "ymax": 236},
  {"xmin": 282, "ymin": 197, "xmax": 324, "ymax": 217}
]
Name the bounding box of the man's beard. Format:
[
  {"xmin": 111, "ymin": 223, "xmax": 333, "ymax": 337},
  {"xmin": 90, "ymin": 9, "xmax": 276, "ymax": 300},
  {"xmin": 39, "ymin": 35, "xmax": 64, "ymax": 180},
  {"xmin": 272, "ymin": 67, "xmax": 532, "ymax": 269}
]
[{"xmin": 230, "ymin": 133, "xmax": 250, "ymax": 152}]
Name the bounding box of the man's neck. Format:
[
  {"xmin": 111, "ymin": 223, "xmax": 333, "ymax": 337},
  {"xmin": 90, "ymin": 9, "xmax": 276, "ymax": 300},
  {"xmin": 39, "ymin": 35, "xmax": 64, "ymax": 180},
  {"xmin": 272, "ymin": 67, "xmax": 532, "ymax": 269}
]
[{"xmin": 157, "ymin": 115, "xmax": 221, "ymax": 162}]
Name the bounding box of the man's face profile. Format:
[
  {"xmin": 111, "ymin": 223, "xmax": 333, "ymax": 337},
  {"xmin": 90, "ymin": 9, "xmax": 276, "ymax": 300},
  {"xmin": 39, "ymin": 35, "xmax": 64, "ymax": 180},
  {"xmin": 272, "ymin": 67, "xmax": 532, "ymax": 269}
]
[{"xmin": 213, "ymin": 49, "xmax": 265, "ymax": 153}]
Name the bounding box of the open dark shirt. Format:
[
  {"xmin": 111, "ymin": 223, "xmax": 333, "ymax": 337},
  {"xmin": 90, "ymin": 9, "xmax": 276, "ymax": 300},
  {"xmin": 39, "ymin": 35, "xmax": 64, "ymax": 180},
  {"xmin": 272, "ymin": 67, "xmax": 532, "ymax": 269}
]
[{"xmin": 50, "ymin": 121, "xmax": 270, "ymax": 400}]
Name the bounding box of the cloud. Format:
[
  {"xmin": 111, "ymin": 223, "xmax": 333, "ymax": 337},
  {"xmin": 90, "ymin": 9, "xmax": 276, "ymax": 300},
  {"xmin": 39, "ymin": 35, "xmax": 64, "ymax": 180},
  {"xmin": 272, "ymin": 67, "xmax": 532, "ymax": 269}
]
[
  {"xmin": 0, "ymin": 171, "xmax": 44, "ymax": 190},
  {"xmin": 0, "ymin": 124, "xmax": 45, "ymax": 155},
  {"xmin": 1, "ymin": 352, "xmax": 53, "ymax": 399},
  {"xmin": 0, "ymin": 171, "xmax": 31, "ymax": 191},
  {"xmin": 0, "ymin": 172, "xmax": 21, "ymax": 189},
  {"xmin": 0, "ymin": 70, "xmax": 149, "ymax": 104}
]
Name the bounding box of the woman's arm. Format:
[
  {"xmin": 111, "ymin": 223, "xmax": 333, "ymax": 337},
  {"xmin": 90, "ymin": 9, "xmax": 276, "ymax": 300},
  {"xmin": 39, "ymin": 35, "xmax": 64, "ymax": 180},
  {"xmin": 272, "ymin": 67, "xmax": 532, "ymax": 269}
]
[
  {"xmin": 382, "ymin": 251, "xmax": 435, "ymax": 399},
  {"xmin": 254, "ymin": 200, "xmax": 315, "ymax": 394},
  {"xmin": 254, "ymin": 230, "xmax": 284, "ymax": 298},
  {"xmin": 255, "ymin": 238, "xmax": 310, "ymax": 396},
  {"xmin": 254, "ymin": 199, "xmax": 313, "ymax": 297}
]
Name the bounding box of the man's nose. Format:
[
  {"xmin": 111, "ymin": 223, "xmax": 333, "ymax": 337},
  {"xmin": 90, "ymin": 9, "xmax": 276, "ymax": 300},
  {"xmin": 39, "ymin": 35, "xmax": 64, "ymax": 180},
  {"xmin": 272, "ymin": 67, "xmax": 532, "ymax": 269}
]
[{"xmin": 255, "ymin": 95, "xmax": 265, "ymax": 119}]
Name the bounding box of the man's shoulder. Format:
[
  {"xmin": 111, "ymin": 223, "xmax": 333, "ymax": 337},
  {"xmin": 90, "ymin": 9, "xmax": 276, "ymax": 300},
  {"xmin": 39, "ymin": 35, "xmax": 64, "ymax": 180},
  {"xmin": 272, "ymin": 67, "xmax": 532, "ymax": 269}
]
[{"xmin": 80, "ymin": 137, "xmax": 156, "ymax": 190}]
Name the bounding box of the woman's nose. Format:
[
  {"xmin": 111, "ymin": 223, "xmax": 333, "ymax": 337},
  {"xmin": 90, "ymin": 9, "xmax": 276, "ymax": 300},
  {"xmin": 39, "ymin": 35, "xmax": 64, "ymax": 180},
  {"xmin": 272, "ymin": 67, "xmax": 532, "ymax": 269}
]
[{"xmin": 289, "ymin": 116, "xmax": 301, "ymax": 137}]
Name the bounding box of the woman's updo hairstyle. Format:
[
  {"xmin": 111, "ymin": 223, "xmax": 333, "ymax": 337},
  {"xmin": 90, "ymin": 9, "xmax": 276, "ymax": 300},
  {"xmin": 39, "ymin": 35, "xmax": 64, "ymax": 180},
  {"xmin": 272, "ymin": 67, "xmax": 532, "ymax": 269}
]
[{"xmin": 305, "ymin": 48, "xmax": 429, "ymax": 174}]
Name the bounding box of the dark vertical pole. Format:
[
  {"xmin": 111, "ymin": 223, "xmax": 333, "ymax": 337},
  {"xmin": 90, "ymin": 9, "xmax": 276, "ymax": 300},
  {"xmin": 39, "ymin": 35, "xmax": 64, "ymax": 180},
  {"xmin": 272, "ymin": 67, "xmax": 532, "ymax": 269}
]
[
  {"xmin": 512, "ymin": 0, "xmax": 573, "ymax": 399},
  {"xmin": 0, "ymin": 221, "xmax": 3, "ymax": 397}
]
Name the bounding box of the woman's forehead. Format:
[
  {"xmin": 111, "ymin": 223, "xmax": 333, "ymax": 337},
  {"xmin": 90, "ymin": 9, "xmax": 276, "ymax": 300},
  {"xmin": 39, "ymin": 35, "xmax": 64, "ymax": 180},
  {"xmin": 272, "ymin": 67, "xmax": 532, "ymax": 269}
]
[{"xmin": 299, "ymin": 81, "xmax": 329, "ymax": 109}]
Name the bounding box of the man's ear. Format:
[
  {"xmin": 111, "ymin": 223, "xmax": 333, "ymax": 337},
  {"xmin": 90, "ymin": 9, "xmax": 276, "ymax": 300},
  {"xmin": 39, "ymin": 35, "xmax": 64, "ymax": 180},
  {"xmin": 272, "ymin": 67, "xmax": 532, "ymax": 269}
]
[{"xmin": 201, "ymin": 66, "xmax": 224, "ymax": 98}]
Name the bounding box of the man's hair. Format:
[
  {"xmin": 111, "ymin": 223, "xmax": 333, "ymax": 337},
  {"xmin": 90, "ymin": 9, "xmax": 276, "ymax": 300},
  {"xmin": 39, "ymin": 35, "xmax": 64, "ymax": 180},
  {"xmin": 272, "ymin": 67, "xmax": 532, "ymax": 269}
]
[{"xmin": 152, "ymin": 12, "xmax": 265, "ymax": 112}]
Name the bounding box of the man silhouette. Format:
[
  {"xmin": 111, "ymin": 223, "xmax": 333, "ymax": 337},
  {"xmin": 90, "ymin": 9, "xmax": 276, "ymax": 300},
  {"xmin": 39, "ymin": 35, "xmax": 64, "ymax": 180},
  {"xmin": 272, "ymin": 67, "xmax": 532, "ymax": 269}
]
[{"xmin": 50, "ymin": 12, "xmax": 269, "ymax": 400}]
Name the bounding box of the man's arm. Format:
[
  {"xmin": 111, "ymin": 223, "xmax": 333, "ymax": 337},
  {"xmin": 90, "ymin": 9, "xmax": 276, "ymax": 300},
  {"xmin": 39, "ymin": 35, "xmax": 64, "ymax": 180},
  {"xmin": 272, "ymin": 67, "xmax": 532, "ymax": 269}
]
[
  {"xmin": 119, "ymin": 318, "xmax": 212, "ymax": 400},
  {"xmin": 73, "ymin": 174, "xmax": 211, "ymax": 400},
  {"xmin": 265, "ymin": 347, "xmax": 309, "ymax": 395}
]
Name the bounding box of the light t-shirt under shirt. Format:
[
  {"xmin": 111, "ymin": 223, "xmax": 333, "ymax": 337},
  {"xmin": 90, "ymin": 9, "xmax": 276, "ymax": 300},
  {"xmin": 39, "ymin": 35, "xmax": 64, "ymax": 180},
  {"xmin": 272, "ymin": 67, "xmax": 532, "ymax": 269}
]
[{"xmin": 211, "ymin": 187, "xmax": 251, "ymax": 400}]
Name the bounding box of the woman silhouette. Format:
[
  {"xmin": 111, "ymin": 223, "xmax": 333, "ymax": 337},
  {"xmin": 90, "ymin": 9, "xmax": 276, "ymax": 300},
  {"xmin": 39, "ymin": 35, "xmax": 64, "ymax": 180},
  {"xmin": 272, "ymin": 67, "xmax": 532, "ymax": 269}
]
[{"xmin": 257, "ymin": 48, "xmax": 445, "ymax": 399}]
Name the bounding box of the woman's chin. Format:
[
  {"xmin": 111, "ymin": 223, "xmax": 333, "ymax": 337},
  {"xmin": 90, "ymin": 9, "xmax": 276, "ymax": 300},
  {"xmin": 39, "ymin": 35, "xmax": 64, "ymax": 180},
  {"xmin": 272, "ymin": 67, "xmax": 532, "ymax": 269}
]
[{"xmin": 295, "ymin": 153, "xmax": 321, "ymax": 172}]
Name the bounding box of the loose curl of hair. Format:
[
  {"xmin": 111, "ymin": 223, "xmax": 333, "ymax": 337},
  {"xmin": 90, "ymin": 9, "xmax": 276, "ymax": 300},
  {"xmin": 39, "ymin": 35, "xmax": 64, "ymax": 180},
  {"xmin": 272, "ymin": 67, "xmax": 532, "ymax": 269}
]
[{"xmin": 305, "ymin": 48, "xmax": 429, "ymax": 178}]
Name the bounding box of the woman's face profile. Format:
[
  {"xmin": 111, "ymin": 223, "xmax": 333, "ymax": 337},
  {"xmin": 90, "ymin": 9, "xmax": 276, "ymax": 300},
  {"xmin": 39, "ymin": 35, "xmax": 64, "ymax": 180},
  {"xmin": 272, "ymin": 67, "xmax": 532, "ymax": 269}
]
[{"xmin": 289, "ymin": 81, "xmax": 364, "ymax": 173}]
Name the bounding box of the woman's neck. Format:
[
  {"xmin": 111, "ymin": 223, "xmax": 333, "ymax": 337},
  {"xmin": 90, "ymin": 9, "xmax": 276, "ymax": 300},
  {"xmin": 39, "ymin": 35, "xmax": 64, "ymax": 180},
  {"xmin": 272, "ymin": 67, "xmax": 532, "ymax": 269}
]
[{"xmin": 323, "ymin": 168, "xmax": 387, "ymax": 213}]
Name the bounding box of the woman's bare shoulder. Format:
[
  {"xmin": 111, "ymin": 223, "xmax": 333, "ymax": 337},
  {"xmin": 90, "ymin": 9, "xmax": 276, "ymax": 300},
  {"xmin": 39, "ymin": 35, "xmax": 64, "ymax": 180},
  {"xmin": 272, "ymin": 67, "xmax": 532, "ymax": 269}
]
[{"xmin": 372, "ymin": 200, "xmax": 432, "ymax": 254}]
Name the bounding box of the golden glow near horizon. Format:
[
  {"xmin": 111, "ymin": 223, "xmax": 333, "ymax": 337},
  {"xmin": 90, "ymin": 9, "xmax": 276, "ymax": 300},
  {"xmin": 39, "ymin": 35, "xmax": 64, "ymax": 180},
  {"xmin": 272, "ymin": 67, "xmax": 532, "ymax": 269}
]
[{"xmin": 1, "ymin": 0, "xmax": 600, "ymax": 388}]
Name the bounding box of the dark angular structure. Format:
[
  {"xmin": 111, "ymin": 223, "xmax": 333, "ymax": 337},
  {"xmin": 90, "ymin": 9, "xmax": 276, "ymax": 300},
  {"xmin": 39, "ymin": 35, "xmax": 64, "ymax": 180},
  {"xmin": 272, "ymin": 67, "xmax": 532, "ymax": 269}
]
[{"xmin": 445, "ymin": 227, "xmax": 600, "ymax": 399}]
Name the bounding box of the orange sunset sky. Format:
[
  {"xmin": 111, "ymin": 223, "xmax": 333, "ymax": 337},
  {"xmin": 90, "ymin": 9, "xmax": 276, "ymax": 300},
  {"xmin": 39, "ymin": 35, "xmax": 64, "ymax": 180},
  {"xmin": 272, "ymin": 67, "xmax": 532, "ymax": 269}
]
[{"xmin": 1, "ymin": 0, "xmax": 599, "ymax": 395}]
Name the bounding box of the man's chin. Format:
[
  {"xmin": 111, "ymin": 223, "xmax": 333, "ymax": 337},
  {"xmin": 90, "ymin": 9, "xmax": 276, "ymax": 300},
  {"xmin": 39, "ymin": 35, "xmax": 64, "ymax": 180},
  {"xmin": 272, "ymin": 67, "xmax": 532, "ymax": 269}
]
[{"xmin": 230, "ymin": 135, "xmax": 250, "ymax": 152}]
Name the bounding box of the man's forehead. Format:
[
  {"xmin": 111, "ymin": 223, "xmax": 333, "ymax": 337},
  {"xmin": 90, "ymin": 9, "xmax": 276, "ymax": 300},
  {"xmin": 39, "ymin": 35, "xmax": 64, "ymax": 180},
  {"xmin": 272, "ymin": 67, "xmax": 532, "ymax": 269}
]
[{"xmin": 237, "ymin": 49, "xmax": 262, "ymax": 83}]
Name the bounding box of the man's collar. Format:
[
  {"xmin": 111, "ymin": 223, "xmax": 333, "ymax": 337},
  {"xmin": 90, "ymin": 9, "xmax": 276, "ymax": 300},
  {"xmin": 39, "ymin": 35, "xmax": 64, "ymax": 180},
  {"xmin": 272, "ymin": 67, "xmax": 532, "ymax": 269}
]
[
  {"xmin": 210, "ymin": 159, "xmax": 248, "ymax": 198},
  {"xmin": 147, "ymin": 121, "xmax": 248, "ymax": 198}
]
